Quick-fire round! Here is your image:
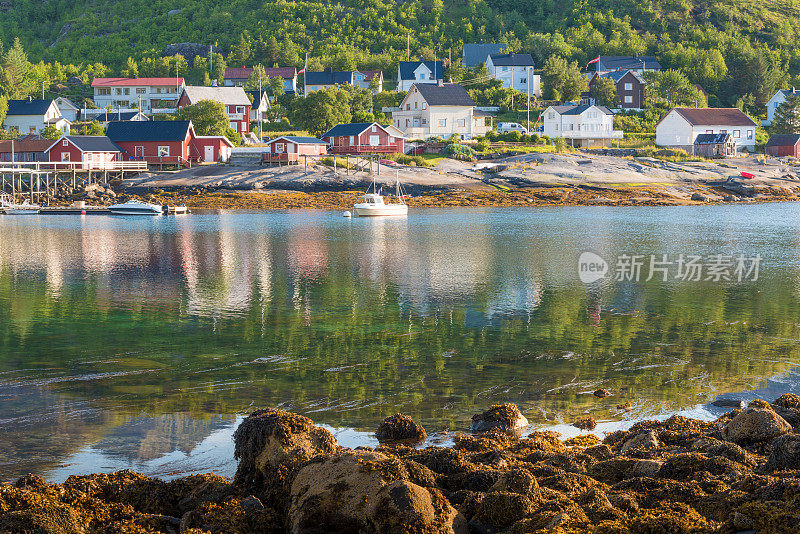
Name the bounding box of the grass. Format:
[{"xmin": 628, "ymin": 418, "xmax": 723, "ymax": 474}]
[{"xmin": 255, "ymin": 130, "xmax": 311, "ymax": 139}]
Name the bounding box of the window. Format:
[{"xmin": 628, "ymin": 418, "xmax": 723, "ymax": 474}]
[
  {"xmin": 136, "ymin": 88, "xmax": 146, "ymax": 94},
  {"xmin": 405, "ymin": 119, "xmax": 409, "ymax": 126},
  {"xmin": 438, "ymin": 119, "xmax": 446, "ymax": 127},
  {"xmin": 720, "ymin": 130, "xmax": 727, "ymax": 134},
  {"xmin": 422, "ymin": 103, "xmax": 427, "ymax": 110},
  {"xmin": 61, "ymin": 152, "xmax": 70, "ymax": 162},
  {"xmin": 158, "ymin": 146, "xmax": 170, "ymax": 157},
  {"xmin": 414, "ymin": 102, "xmax": 418, "ymax": 109},
  {"xmin": 422, "ymin": 118, "xmax": 427, "ymax": 125},
  {"xmin": 349, "ymin": 136, "xmax": 355, "ymax": 145},
  {"xmin": 406, "ymin": 104, "xmax": 411, "ymax": 110},
  {"xmin": 62, "ymin": 139, "xmax": 69, "ymax": 147},
  {"xmin": 747, "ymin": 130, "xmax": 754, "ymax": 139},
  {"xmin": 123, "ymin": 88, "xmax": 130, "ymax": 95},
  {"xmin": 520, "ymin": 78, "xmax": 527, "ymax": 84},
  {"xmin": 389, "ymin": 136, "xmax": 394, "ymax": 143},
  {"xmin": 457, "ymin": 119, "xmax": 466, "ymax": 127},
  {"xmin": 97, "ymin": 88, "xmax": 111, "ymax": 96},
  {"xmin": 236, "ymin": 106, "xmax": 245, "ymax": 114},
  {"xmin": 371, "ymin": 125, "xmax": 377, "ymax": 132},
  {"xmin": 733, "ymin": 130, "xmax": 741, "ymax": 138},
  {"xmin": 624, "ymin": 95, "xmax": 633, "ymax": 103},
  {"xmin": 624, "ymin": 83, "xmax": 632, "ymax": 91},
  {"xmin": 275, "ymin": 143, "xmax": 285, "ymax": 153},
  {"xmin": 115, "ymin": 88, "xmax": 122, "ymax": 95}
]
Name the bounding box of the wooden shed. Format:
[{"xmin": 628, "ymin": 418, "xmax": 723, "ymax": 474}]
[
  {"xmin": 765, "ymin": 134, "xmax": 800, "ymax": 158},
  {"xmin": 693, "ymin": 132, "xmax": 736, "ymax": 158}
]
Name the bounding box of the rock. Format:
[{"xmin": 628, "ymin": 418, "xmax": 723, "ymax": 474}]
[
  {"xmin": 470, "ymin": 404, "xmax": 528, "ymax": 435},
  {"xmin": 376, "ymin": 413, "xmax": 427, "ymax": 443},
  {"xmin": 616, "ymin": 402, "xmax": 632, "ymax": 411},
  {"xmin": 594, "ymin": 389, "xmax": 612, "ymax": 398},
  {"xmin": 691, "ymin": 192, "xmax": 708, "ymax": 202},
  {"xmin": 711, "ymin": 398, "xmax": 745, "ymax": 409},
  {"xmin": 621, "ymin": 430, "xmax": 659, "ymax": 453},
  {"xmin": 474, "ymin": 491, "xmax": 535, "ymax": 529},
  {"xmin": 574, "ymin": 416, "xmax": 597, "ymax": 430},
  {"xmin": 631, "ymin": 459, "xmax": 663, "ymax": 478},
  {"xmin": 67, "ymin": 76, "xmax": 83, "ymax": 86},
  {"xmin": 764, "ymin": 434, "xmax": 800, "ymax": 472},
  {"xmin": 489, "ymin": 467, "xmax": 540, "ymax": 497},
  {"xmin": 232, "ymin": 408, "xmax": 338, "ymax": 503},
  {"xmin": 721, "ymin": 406, "xmax": 792, "ymax": 445},
  {"xmin": 774, "ymin": 393, "xmax": 800, "ymax": 409},
  {"xmin": 287, "ymin": 449, "xmax": 466, "ymax": 534},
  {"xmin": 0, "ymin": 504, "xmax": 83, "ymax": 534},
  {"xmin": 733, "ymin": 511, "xmax": 754, "ymax": 529},
  {"xmin": 167, "ymin": 8, "xmax": 181, "ymax": 15}
]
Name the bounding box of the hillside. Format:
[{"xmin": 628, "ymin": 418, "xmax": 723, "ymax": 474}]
[{"xmin": 1, "ymin": 0, "xmax": 800, "ymax": 106}]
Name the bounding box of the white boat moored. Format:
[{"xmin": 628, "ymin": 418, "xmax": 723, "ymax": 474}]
[
  {"xmin": 352, "ymin": 175, "xmax": 408, "ymax": 217},
  {"xmin": 108, "ymin": 200, "xmax": 163, "ymax": 215},
  {"xmin": 1, "ymin": 200, "xmax": 41, "ymax": 215}
]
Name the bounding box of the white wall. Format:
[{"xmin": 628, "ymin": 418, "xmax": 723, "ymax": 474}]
[{"xmin": 656, "ymin": 110, "xmax": 756, "ymax": 150}]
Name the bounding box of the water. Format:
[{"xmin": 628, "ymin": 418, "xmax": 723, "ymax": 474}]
[{"xmin": 2, "ymin": 205, "xmax": 800, "ymax": 482}]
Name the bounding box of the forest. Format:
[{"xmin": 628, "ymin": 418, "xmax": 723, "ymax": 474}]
[{"xmin": 1, "ymin": 0, "xmax": 800, "ymax": 113}]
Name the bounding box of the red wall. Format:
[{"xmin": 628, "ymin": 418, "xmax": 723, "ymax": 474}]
[
  {"xmin": 323, "ymin": 124, "xmax": 404, "ymax": 153},
  {"xmin": 192, "ymin": 137, "xmax": 232, "ymax": 161},
  {"xmin": 766, "ymin": 143, "xmax": 800, "ymax": 157},
  {"xmin": 115, "ymin": 139, "xmax": 189, "ymax": 162},
  {"xmin": 48, "ymin": 139, "xmax": 84, "ymax": 162},
  {"xmin": 266, "ymin": 139, "xmax": 327, "ymax": 158}
]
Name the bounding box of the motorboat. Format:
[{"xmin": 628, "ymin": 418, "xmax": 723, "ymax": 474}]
[
  {"xmin": 1, "ymin": 200, "xmax": 41, "ymax": 215},
  {"xmin": 108, "ymin": 199, "xmax": 163, "ymax": 215},
  {"xmin": 353, "ymin": 175, "xmax": 408, "ymax": 217}
]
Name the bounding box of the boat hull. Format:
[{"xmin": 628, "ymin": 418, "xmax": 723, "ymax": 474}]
[
  {"xmin": 353, "ymin": 204, "xmax": 408, "ymax": 217},
  {"xmin": 3, "ymin": 209, "xmax": 40, "ymax": 215},
  {"xmin": 108, "ymin": 208, "xmax": 162, "ymax": 215}
]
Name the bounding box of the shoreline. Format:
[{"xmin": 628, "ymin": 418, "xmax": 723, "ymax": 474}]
[{"xmin": 2, "ymin": 396, "xmax": 799, "ymax": 533}]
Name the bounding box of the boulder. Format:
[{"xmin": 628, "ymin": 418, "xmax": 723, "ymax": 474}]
[
  {"xmin": 711, "ymin": 398, "xmax": 745, "ymax": 409},
  {"xmin": 764, "ymin": 434, "xmax": 800, "ymax": 472},
  {"xmin": 287, "ymin": 449, "xmax": 466, "ymax": 534},
  {"xmin": 232, "ymin": 408, "xmax": 338, "ymax": 503},
  {"xmin": 691, "ymin": 192, "xmax": 708, "ymax": 202},
  {"xmin": 470, "ymin": 404, "xmax": 528, "ymax": 435},
  {"xmin": 473, "ymin": 491, "xmax": 535, "ymax": 529},
  {"xmin": 594, "ymin": 389, "xmax": 612, "ymax": 398},
  {"xmin": 621, "ymin": 430, "xmax": 659, "ymax": 453},
  {"xmin": 376, "ymin": 413, "xmax": 427, "ymax": 443},
  {"xmin": 721, "ymin": 406, "xmax": 792, "ymax": 445},
  {"xmin": 574, "ymin": 416, "xmax": 597, "ymax": 430}
]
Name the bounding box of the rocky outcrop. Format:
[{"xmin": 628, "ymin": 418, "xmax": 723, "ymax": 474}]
[
  {"xmin": 721, "ymin": 403, "xmax": 792, "ymax": 445},
  {"xmin": 375, "ymin": 413, "xmax": 427, "ymax": 443},
  {"xmin": 470, "ymin": 403, "xmax": 528, "ymax": 435},
  {"xmin": 764, "ymin": 433, "xmax": 800, "ymax": 472}
]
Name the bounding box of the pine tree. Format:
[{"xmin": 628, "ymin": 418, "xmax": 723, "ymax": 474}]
[
  {"xmin": 121, "ymin": 57, "xmax": 138, "ymax": 77},
  {"xmin": 2, "ymin": 38, "xmax": 33, "ymax": 99},
  {"xmin": 772, "ymin": 95, "xmax": 800, "ymax": 134}
]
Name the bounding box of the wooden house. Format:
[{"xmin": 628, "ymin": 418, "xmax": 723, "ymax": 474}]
[
  {"xmin": 178, "ymin": 86, "xmax": 252, "ymax": 135},
  {"xmin": 765, "ymin": 134, "xmax": 800, "ymax": 158},
  {"xmin": 693, "ymin": 132, "xmax": 736, "ymax": 158},
  {"xmin": 321, "ymin": 122, "xmax": 405, "ymax": 154},
  {"xmin": 45, "ymin": 136, "xmax": 122, "ymax": 167},
  {"xmin": 263, "ymin": 136, "xmax": 328, "ymax": 164}
]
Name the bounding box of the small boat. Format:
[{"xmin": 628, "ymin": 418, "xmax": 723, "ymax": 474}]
[
  {"xmin": 353, "ymin": 175, "xmax": 408, "ymax": 217},
  {"xmin": 108, "ymin": 199, "xmax": 163, "ymax": 215},
  {"xmin": 1, "ymin": 200, "xmax": 41, "ymax": 215}
]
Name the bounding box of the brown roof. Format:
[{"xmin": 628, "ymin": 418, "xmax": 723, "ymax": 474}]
[
  {"xmin": 671, "ymin": 107, "xmax": 756, "ymax": 127},
  {"xmin": 765, "ymin": 134, "xmax": 800, "ymax": 147},
  {"xmin": 0, "ymin": 139, "xmax": 53, "ymax": 154}
]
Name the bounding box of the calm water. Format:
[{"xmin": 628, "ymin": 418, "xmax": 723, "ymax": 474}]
[{"xmin": 2, "ymin": 205, "xmax": 800, "ymax": 482}]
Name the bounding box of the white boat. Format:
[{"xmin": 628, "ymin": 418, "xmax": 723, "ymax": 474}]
[
  {"xmin": 108, "ymin": 199, "xmax": 163, "ymax": 215},
  {"xmin": 353, "ymin": 175, "xmax": 408, "ymax": 217},
  {"xmin": 1, "ymin": 200, "xmax": 41, "ymax": 215}
]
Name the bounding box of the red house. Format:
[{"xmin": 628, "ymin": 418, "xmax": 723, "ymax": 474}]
[
  {"xmin": 178, "ymin": 86, "xmax": 252, "ymax": 136},
  {"xmin": 765, "ymin": 134, "xmax": 800, "ymax": 158},
  {"xmin": 45, "ymin": 135, "xmax": 122, "ymax": 168},
  {"xmin": 263, "ymin": 136, "xmax": 328, "ymax": 164},
  {"xmin": 320, "ymin": 122, "xmax": 405, "ymax": 154},
  {"xmin": 587, "ymin": 70, "xmax": 646, "ymax": 109},
  {"xmin": 106, "ymin": 120, "xmax": 233, "ymax": 165}
]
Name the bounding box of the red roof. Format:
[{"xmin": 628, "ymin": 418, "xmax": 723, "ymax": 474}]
[
  {"xmin": 91, "ymin": 77, "xmax": 185, "ymax": 87},
  {"xmin": 224, "ymin": 67, "xmax": 297, "ymax": 80},
  {"xmin": 358, "ymin": 70, "xmax": 383, "ymax": 81},
  {"xmin": 0, "ymin": 139, "xmax": 53, "ymax": 154}
]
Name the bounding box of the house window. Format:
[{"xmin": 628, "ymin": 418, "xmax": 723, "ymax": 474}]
[
  {"xmin": 624, "ymin": 96, "xmax": 633, "ymax": 103},
  {"xmin": 720, "ymin": 129, "xmax": 727, "ymax": 134},
  {"xmin": 97, "ymin": 88, "xmax": 111, "ymax": 95},
  {"xmin": 624, "ymin": 83, "xmax": 632, "ymax": 90},
  {"xmin": 236, "ymin": 106, "xmax": 245, "ymax": 114},
  {"xmin": 406, "ymin": 104, "xmax": 411, "ymax": 110},
  {"xmin": 136, "ymin": 88, "xmax": 146, "ymax": 94},
  {"xmin": 389, "ymin": 136, "xmax": 394, "ymax": 143},
  {"xmin": 457, "ymin": 119, "xmax": 466, "ymax": 127},
  {"xmin": 414, "ymin": 102, "xmax": 418, "ymax": 109},
  {"xmin": 733, "ymin": 130, "xmax": 741, "ymax": 138},
  {"xmin": 439, "ymin": 119, "xmax": 446, "ymax": 127},
  {"xmin": 349, "ymin": 136, "xmax": 355, "ymax": 145},
  {"xmin": 115, "ymin": 88, "xmax": 122, "ymax": 95},
  {"xmin": 520, "ymin": 78, "xmax": 527, "ymax": 84},
  {"xmin": 275, "ymin": 143, "xmax": 285, "ymax": 153},
  {"xmin": 158, "ymin": 146, "xmax": 170, "ymax": 157},
  {"xmin": 405, "ymin": 119, "xmax": 409, "ymax": 126},
  {"xmin": 371, "ymin": 125, "xmax": 377, "ymax": 132},
  {"xmin": 123, "ymin": 88, "xmax": 130, "ymax": 95},
  {"xmin": 422, "ymin": 103, "xmax": 427, "ymax": 110},
  {"xmin": 62, "ymin": 139, "xmax": 69, "ymax": 147},
  {"xmin": 422, "ymin": 119, "xmax": 427, "ymax": 124},
  {"xmin": 61, "ymin": 152, "xmax": 70, "ymax": 162},
  {"xmin": 747, "ymin": 130, "xmax": 754, "ymax": 139}
]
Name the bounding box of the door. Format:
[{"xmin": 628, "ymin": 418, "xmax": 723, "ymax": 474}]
[
  {"xmin": 369, "ymin": 135, "xmax": 379, "ymax": 146},
  {"xmin": 204, "ymin": 145, "xmax": 215, "ymax": 161},
  {"xmin": 135, "ymin": 146, "xmax": 144, "ymax": 158}
]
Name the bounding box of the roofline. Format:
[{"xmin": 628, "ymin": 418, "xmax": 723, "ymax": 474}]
[
  {"xmin": 269, "ymin": 136, "xmax": 326, "ymax": 144},
  {"xmin": 44, "ymin": 135, "xmax": 120, "ymax": 154},
  {"xmin": 195, "ymin": 135, "xmax": 234, "ymax": 147}
]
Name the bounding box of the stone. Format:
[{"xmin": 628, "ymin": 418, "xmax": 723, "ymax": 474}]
[
  {"xmin": 474, "ymin": 491, "xmax": 535, "ymax": 529},
  {"xmin": 711, "ymin": 398, "xmax": 745, "ymax": 409},
  {"xmin": 470, "ymin": 404, "xmax": 528, "ymax": 435},
  {"xmin": 376, "ymin": 413, "xmax": 427, "ymax": 443},
  {"xmin": 721, "ymin": 406, "xmax": 792, "ymax": 445},
  {"xmin": 594, "ymin": 389, "xmax": 612, "ymax": 398},
  {"xmin": 764, "ymin": 434, "xmax": 800, "ymax": 472},
  {"xmin": 691, "ymin": 192, "xmax": 708, "ymax": 202},
  {"xmin": 574, "ymin": 416, "xmax": 597, "ymax": 431},
  {"xmin": 630, "ymin": 459, "xmax": 663, "ymax": 478},
  {"xmin": 621, "ymin": 430, "xmax": 659, "ymax": 453}
]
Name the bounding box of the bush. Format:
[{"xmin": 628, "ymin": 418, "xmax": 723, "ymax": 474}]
[
  {"xmin": 441, "ymin": 143, "xmax": 477, "ymax": 161},
  {"xmin": 391, "ymin": 154, "xmax": 431, "ymax": 167}
]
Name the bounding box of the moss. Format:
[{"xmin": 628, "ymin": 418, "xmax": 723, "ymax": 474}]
[
  {"xmin": 474, "ymin": 491, "xmax": 534, "ymax": 529},
  {"xmin": 453, "ymin": 429, "xmax": 513, "ymax": 452},
  {"xmin": 565, "ymin": 434, "xmax": 601, "ymax": 448},
  {"xmin": 627, "ymin": 502, "xmax": 716, "ymax": 533}
]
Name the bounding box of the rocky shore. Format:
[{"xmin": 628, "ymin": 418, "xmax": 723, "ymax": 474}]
[{"xmin": 2, "ymin": 395, "xmax": 799, "ymax": 533}]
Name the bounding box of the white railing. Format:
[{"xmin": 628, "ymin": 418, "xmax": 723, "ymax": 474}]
[
  {"xmin": 0, "ymin": 161, "xmax": 148, "ymax": 171},
  {"xmin": 151, "ymin": 107, "xmax": 178, "ymax": 114},
  {"xmin": 561, "ymin": 130, "xmax": 624, "ymax": 140},
  {"xmin": 228, "ymin": 113, "xmax": 245, "ymax": 121}
]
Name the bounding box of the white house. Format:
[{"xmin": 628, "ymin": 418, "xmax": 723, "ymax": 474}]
[
  {"xmin": 2, "ymin": 99, "xmax": 71, "ymax": 135},
  {"xmin": 91, "ymin": 77, "xmax": 186, "ymax": 114},
  {"xmin": 397, "ymin": 61, "xmax": 445, "ymax": 92},
  {"xmin": 54, "ymin": 97, "xmax": 80, "ymax": 122},
  {"xmin": 541, "ymin": 104, "xmax": 622, "ymax": 148},
  {"xmin": 393, "ymin": 82, "xmax": 490, "ymax": 139},
  {"xmin": 246, "ymin": 91, "xmax": 271, "ymax": 122},
  {"xmin": 486, "ymin": 53, "xmax": 541, "ymax": 96},
  {"xmin": 764, "ymin": 88, "xmax": 800, "ymax": 126},
  {"xmin": 655, "ymin": 108, "xmax": 757, "ymax": 152}
]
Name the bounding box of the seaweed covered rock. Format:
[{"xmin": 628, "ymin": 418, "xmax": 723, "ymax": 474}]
[
  {"xmin": 232, "ymin": 408, "xmax": 338, "ymax": 502},
  {"xmin": 470, "ymin": 404, "xmax": 528, "ymax": 435},
  {"xmin": 287, "ymin": 449, "xmax": 466, "ymax": 533},
  {"xmin": 0, "ymin": 503, "xmax": 83, "ymax": 534},
  {"xmin": 721, "ymin": 405, "xmax": 792, "ymax": 445},
  {"xmin": 594, "ymin": 389, "xmax": 612, "ymax": 398},
  {"xmin": 375, "ymin": 413, "xmax": 427, "ymax": 443},
  {"xmin": 573, "ymin": 416, "xmax": 597, "ymax": 431},
  {"xmin": 764, "ymin": 433, "xmax": 800, "ymax": 472},
  {"xmin": 620, "ymin": 430, "xmax": 659, "ymax": 453}
]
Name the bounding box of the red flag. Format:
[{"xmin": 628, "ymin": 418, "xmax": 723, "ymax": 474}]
[
  {"xmin": 298, "ymin": 54, "xmax": 307, "ymax": 74},
  {"xmin": 586, "ymin": 56, "xmax": 600, "ymax": 69}
]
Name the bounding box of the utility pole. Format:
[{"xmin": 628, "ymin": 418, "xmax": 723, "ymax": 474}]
[
  {"xmin": 258, "ymin": 64, "xmax": 263, "ymax": 145},
  {"xmin": 527, "ymin": 66, "xmax": 531, "ymax": 130},
  {"xmin": 42, "ymin": 81, "xmax": 45, "ymax": 100},
  {"xmin": 407, "ymin": 33, "xmax": 410, "ymax": 62}
]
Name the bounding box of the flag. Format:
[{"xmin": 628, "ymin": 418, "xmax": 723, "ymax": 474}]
[
  {"xmin": 586, "ymin": 56, "xmax": 600, "ymax": 69},
  {"xmin": 298, "ymin": 54, "xmax": 307, "ymax": 74}
]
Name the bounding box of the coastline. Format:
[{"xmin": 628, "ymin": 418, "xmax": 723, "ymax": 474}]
[{"xmin": 2, "ymin": 396, "xmax": 799, "ymax": 533}]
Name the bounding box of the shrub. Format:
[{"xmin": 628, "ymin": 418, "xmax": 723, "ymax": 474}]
[{"xmin": 441, "ymin": 143, "xmax": 478, "ymax": 161}]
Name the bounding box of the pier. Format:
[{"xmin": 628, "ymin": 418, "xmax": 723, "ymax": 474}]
[{"xmin": 0, "ymin": 161, "xmax": 148, "ymax": 204}]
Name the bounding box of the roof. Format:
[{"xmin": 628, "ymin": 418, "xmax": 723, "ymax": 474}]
[
  {"xmin": 548, "ymin": 104, "xmax": 613, "ymax": 116},
  {"xmin": 54, "ymin": 97, "xmax": 79, "ymax": 110},
  {"xmin": 412, "ymin": 83, "xmax": 475, "ymax": 107},
  {"xmin": 778, "ymin": 89, "xmax": 800, "ymax": 99},
  {"xmin": 766, "ymin": 134, "xmax": 800, "ymax": 147},
  {"xmin": 270, "ymin": 136, "xmax": 327, "ymax": 145},
  {"xmin": 321, "ymin": 122, "xmax": 383, "ymax": 138},
  {"xmin": 47, "ymin": 135, "xmax": 122, "ymax": 153},
  {"xmin": 694, "ymin": 133, "xmax": 731, "ymax": 145},
  {"xmin": 6, "ymin": 99, "xmax": 55, "ymax": 116},
  {"xmin": 0, "ymin": 138, "xmax": 53, "ymax": 154},
  {"xmin": 597, "ymin": 70, "xmax": 645, "ymax": 84},
  {"xmin": 181, "ymin": 86, "xmax": 251, "ymax": 106},
  {"xmin": 195, "ymin": 135, "xmax": 235, "ymax": 147},
  {"xmin": 304, "ymin": 71, "xmax": 354, "ymax": 86},
  {"xmin": 246, "ymin": 90, "xmax": 269, "ymax": 102},
  {"xmin": 597, "ymin": 56, "xmax": 661, "ymax": 71},
  {"xmin": 489, "ymin": 53, "xmax": 535, "ymax": 67},
  {"xmin": 669, "ymin": 107, "xmax": 756, "ymax": 127},
  {"xmin": 264, "ymin": 67, "xmax": 297, "ymax": 79},
  {"xmin": 86, "ymin": 111, "xmax": 147, "ymax": 122},
  {"xmin": 358, "ymin": 70, "xmax": 383, "ymax": 81},
  {"xmin": 106, "ymin": 120, "xmax": 192, "ymax": 142},
  {"xmin": 398, "ymin": 61, "xmax": 445, "ymax": 81},
  {"xmin": 463, "ymin": 43, "xmax": 507, "ymax": 67},
  {"xmin": 92, "ymin": 77, "xmax": 185, "ymax": 87},
  {"xmin": 225, "ymin": 67, "xmax": 298, "ymax": 80},
  {"xmin": 224, "ymin": 67, "xmax": 253, "ymax": 80}
]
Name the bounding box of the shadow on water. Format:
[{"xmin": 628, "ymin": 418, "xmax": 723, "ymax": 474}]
[{"xmin": 2, "ymin": 204, "xmax": 800, "ymax": 481}]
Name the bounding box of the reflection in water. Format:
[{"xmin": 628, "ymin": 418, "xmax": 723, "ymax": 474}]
[{"xmin": 2, "ymin": 205, "xmax": 800, "ymax": 482}]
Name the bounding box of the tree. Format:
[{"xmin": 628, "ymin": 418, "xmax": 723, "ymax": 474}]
[
  {"xmin": 2, "ymin": 38, "xmax": 33, "ymax": 99},
  {"xmin": 643, "ymin": 70, "xmax": 705, "ymax": 107},
  {"xmin": 210, "ymin": 53, "xmax": 226, "ymax": 85},
  {"xmin": 76, "ymin": 120, "xmax": 104, "ymax": 136},
  {"xmin": 228, "ymin": 32, "xmax": 252, "ymax": 67},
  {"xmin": 291, "ymin": 86, "xmax": 351, "ymax": 136},
  {"xmin": 590, "ymin": 77, "xmax": 617, "ymax": 107},
  {"xmin": 268, "ymin": 75, "xmax": 285, "ymax": 97},
  {"xmin": 40, "ymin": 125, "xmax": 63, "ymax": 140},
  {"xmin": 772, "ymin": 95, "xmax": 800, "ymax": 134},
  {"xmin": 542, "ymin": 56, "xmax": 586, "ymax": 102},
  {"xmin": 244, "ymin": 65, "xmax": 267, "ymax": 90},
  {"xmin": 0, "ymin": 94, "xmax": 7, "ymax": 126},
  {"xmin": 121, "ymin": 57, "xmax": 138, "ymax": 78},
  {"xmin": 176, "ymin": 100, "xmax": 229, "ymax": 136}
]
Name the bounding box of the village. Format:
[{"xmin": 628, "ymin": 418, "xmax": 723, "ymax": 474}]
[{"xmin": 2, "ymin": 45, "xmax": 800, "ymax": 207}]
